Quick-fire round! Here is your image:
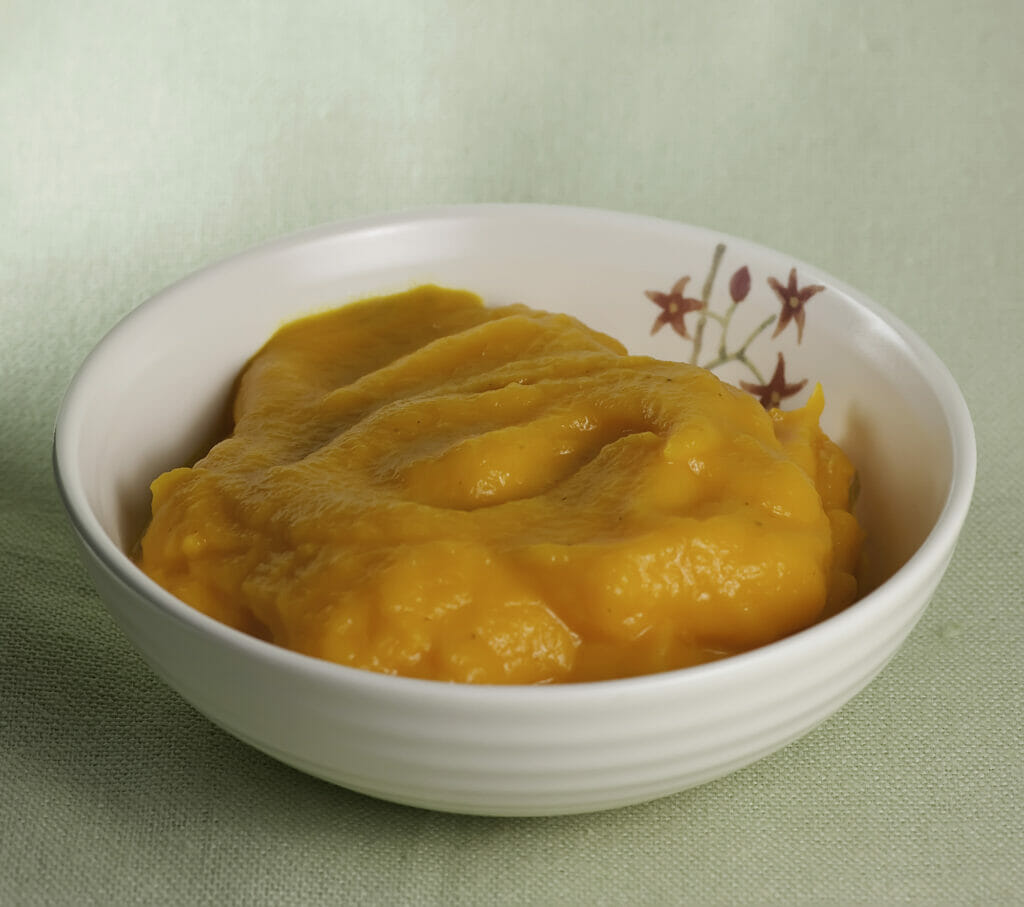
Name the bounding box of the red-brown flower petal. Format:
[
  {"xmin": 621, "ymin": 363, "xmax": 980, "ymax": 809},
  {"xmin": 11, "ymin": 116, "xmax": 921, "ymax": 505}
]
[
  {"xmin": 729, "ymin": 266, "xmax": 751, "ymax": 303},
  {"xmin": 740, "ymin": 353, "xmax": 807, "ymax": 409}
]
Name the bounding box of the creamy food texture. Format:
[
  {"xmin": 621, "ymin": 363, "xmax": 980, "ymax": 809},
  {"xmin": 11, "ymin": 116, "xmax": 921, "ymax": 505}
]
[{"xmin": 137, "ymin": 285, "xmax": 863, "ymax": 683}]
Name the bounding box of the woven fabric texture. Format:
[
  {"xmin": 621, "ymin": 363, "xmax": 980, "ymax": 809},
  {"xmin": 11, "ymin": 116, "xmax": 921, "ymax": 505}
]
[{"xmin": 2, "ymin": 0, "xmax": 1021, "ymax": 903}]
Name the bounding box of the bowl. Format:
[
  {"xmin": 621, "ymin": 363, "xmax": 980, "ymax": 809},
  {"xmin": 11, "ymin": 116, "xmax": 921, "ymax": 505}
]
[{"xmin": 53, "ymin": 205, "xmax": 975, "ymax": 816}]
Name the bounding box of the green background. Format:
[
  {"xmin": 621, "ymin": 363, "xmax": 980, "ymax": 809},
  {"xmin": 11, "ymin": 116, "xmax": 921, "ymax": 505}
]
[{"xmin": 2, "ymin": 1, "xmax": 1021, "ymax": 903}]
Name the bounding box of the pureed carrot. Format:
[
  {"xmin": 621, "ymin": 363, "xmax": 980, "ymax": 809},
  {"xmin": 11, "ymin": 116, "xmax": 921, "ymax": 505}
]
[{"xmin": 137, "ymin": 286, "xmax": 862, "ymax": 683}]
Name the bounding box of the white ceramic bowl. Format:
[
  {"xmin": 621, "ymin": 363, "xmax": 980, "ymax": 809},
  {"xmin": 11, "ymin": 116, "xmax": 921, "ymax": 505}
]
[{"xmin": 54, "ymin": 205, "xmax": 975, "ymax": 816}]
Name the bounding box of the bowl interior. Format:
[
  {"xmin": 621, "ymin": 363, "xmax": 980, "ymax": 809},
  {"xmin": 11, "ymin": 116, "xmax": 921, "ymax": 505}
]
[{"xmin": 58, "ymin": 207, "xmax": 964, "ymax": 604}]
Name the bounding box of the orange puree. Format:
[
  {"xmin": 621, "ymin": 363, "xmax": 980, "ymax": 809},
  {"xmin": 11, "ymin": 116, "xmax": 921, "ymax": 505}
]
[{"xmin": 137, "ymin": 285, "xmax": 863, "ymax": 684}]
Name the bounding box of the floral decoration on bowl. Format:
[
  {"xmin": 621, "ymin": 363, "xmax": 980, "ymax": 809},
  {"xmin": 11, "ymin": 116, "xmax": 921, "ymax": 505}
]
[{"xmin": 645, "ymin": 243, "xmax": 825, "ymax": 409}]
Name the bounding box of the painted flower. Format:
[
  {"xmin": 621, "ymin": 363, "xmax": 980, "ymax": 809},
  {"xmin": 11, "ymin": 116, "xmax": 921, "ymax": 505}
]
[
  {"xmin": 767, "ymin": 268, "xmax": 825, "ymax": 343},
  {"xmin": 646, "ymin": 276, "xmax": 704, "ymax": 339},
  {"xmin": 740, "ymin": 352, "xmax": 808, "ymax": 410}
]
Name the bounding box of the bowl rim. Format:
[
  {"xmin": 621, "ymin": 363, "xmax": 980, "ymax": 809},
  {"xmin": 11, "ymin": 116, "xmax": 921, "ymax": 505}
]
[{"xmin": 52, "ymin": 202, "xmax": 978, "ymax": 703}]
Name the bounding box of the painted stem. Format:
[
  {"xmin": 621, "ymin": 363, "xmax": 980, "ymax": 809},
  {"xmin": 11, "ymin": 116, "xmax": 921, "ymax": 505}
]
[
  {"xmin": 689, "ymin": 243, "xmax": 725, "ymax": 366},
  {"xmin": 702, "ymin": 314, "xmax": 777, "ymax": 383}
]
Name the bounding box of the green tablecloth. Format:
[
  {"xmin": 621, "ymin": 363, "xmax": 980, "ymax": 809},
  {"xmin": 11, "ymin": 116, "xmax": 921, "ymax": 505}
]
[{"xmin": 3, "ymin": 1, "xmax": 1021, "ymax": 903}]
